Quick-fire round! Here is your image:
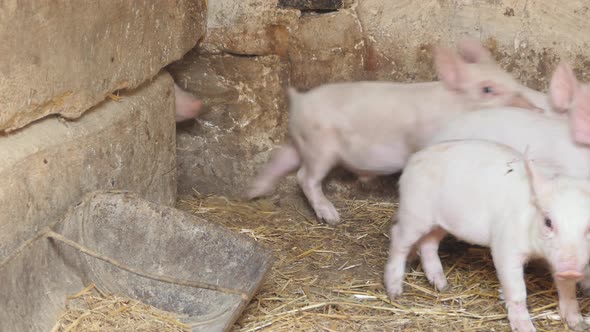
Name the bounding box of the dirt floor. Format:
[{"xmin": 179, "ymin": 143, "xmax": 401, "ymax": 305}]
[{"xmin": 177, "ymin": 188, "xmax": 590, "ymax": 332}]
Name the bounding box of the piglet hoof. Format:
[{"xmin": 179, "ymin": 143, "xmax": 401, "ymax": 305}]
[
  {"xmin": 424, "ymin": 265, "xmax": 449, "ymax": 292},
  {"xmin": 384, "ymin": 278, "xmax": 403, "ymax": 300},
  {"xmin": 384, "ymin": 269, "xmax": 404, "ymax": 300},
  {"xmin": 424, "ymin": 269, "xmax": 447, "ymax": 290},
  {"xmin": 386, "ymin": 286, "xmax": 402, "ymax": 301},
  {"xmin": 507, "ymin": 301, "xmax": 536, "ymax": 332},
  {"xmin": 509, "ymin": 319, "xmax": 536, "ymax": 332},
  {"xmin": 428, "ymin": 273, "xmax": 449, "ymax": 292},
  {"xmin": 246, "ymin": 181, "xmax": 274, "ymax": 200},
  {"xmin": 314, "ymin": 203, "xmax": 341, "ymax": 225},
  {"xmin": 567, "ymin": 317, "xmax": 590, "ymax": 331},
  {"xmin": 572, "ymin": 321, "xmax": 590, "ymax": 332}
]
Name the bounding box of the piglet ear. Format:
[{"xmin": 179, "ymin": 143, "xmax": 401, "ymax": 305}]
[
  {"xmin": 523, "ymin": 148, "xmax": 552, "ymax": 209},
  {"xmin": 456, "ymin": 37, "xmax": 493, "ymax": 64},
  {"xmin": 549, "ymin": 62, "xmax": 579, "ymax": 112},
  {"xmin": 570, "ymin": 87, "xmax": 590, "ymax": 145},
  {"xmin": 434, "ymin": 45, "xmax": 466, "ymax": 92}
]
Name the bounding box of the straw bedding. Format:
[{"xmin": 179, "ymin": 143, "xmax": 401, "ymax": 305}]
[
  {"xmin": 177, "ymin": 191, "xmax": 590, "ymax": 331},
  {"xmin": 53, "ymin": 190, "xmax": 590, "ymax": 331},
  {"xmin": 51, "ymin": 283, "xmax": 189, "ymax": 332}
]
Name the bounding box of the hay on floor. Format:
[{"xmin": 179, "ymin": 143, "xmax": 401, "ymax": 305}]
[
  {"xmin": 52, "ymin": 283, "xmax": 189, "ymax": 332},
  {"xmin": 178, "ymin": 191, "xmax": 590, "ymax": 332}
]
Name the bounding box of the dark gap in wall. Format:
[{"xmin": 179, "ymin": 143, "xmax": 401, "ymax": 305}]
[
  {"xmin": 299, "ymin": 8, "xmax": 338, "ymax": 16},
  {"xmin": 278, "ymin": 0, "xmax": 343, "ymax": 11},
  {"xmin": 224, "ymin": 51, "xmax": 260, "ymax": 58}
]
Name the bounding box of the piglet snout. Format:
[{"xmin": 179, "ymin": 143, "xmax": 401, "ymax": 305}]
[
  {"xmin": 174, "ymin": 83, "xmax": 203, "ymax": 123},
  {"xmin": 556, "ymin": 255, "xmax": 584, "ymax": 281},
  {"xmin": 555, "ymin": 270, "xmax": 584, "ymax": 281},
  {"xmin": 507, "ymin": 93, "xmax": 544, "ymax": 113}
]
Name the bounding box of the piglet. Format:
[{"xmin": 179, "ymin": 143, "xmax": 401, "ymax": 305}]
[
  {"xmin": 385, "ymin": 139, "xmax": 590, "ymax": 332},
  {"xmin": 174, "ymin": 83, "xmax": 203, "ymax": 123},
  {"xmin": 429, "ymin": 63, "xmax": 590, "ymax": 300},
  {"xmin": 454, "ymin": 44, "xmax": 554, "ymax": 115},
  {"xmin": 247, "ymin": 38, "xmax": 539, "ymax": 225},
  {"xmin": 430, "ymin": 63, "xmax": 590, "ymax": 170},
  {"xmin": 549, "ymin": 63, "xmax": 590, "ymax": 145}
]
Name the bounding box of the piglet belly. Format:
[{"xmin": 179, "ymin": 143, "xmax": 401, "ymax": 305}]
[
  {"xmin": 341, "ymin": 142, "xmax": 410, "ymax": 176},
  {"xmin": 436, "ymin": 204, "xmax": 493, "ymax": 247}
]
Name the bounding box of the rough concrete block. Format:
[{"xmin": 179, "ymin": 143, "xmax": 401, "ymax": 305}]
[
  {"xmin": 0, "ymin": 0, "xmax": 206, "ymax": 133},
  {"xmin": 356, "ymin": 0, "xmax": 590, "ymax": 88},
  {"xmin": 0, "ymin": 71, "xmax": 176, "ymax": 262},
  {"xmin": 168, "ymin": 51, "xmax": 289, "ymax": 197},
  {"xmin": 202, "ymin": 0, "xmax": 298, "ymax": 56},
  {"xmin": 288, "ymin": 9, "xmax": 365, "ymax": 90}
]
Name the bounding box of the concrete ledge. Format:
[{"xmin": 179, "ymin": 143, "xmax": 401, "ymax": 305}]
[
  {"xmin": 0, "ymin": 0, "xmax": 207, "ymax": 132},
  {"xmin": 0, "ymin": 71, "xmax": 176, "ymax": 261}
]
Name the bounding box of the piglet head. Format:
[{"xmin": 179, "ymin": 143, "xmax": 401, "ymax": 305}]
[
  {"xmin": 524, "ymin": 156, "xmax": 590, "ymax": 281},
  {"xmin": 434, "ymin": 37, "xmax": 540, "ymax": 112},
  {"xmin": 174, "ymin": 83, "xmax": 203, "ymax": 123},
  {"xmin": 549, "ymin": 62, "xmax": 590, "ymax": 145}
]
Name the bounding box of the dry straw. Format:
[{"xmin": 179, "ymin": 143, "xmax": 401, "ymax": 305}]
[
  {"xmin": 52, "ymin": 190, "xmax": 590, "ymax": 331},
  {"xmin": 177, "ymin": 191, "xmax": 590, "ymax": 332},
  {"xmin": 51, "ymin": 283, "xmax": 189, "ymax": 332}
]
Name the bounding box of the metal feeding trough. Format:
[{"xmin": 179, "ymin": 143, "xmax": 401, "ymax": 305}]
[{"xmin": 0, "ymin": 190, "xmax": 274, "ymax": 332}]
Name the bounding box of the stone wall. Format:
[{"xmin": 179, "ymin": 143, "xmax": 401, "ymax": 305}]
[
  {"xmin": 170, "ymin": 52, "xmax": 290, "ymax": 196},
  {"xmin": 356, "ymin": 0, "xmax": 590, "ymax": 89},
  {"xmin": 0, "ymin": 1, "xmax": 207, "ymax": 261},
  {"xmin": 0, "ymin": 72, "xmax": 177, "ymax": 261},
  {"xmin": 0, "ymin": 0, "xmax": 206, "ymax": 133},
  {"xmin": 171, "ymin": 0, "xmax": 590, "ymax": 201}
]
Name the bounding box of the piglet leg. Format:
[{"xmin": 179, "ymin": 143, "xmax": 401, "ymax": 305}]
[
  {"xmin": 384, "ymin": 212, "xmax": 432, "ymax": 299},
  {"xmin": 555, "ymin": 278, "xmax": 588, "ymax": 331},
  {"xmin": 418, "ymin": 227, "xmax": 449, "ymax": 291},
  {"xmin": 247, "ymin": 144, "xmax": 301, "ymax": 199},
  {"xmin": 493, "ymin": 252, "xmax": 536, "ymax": 332},
  {"xmin": 296, "ymin": 155, "xmax": 339, "ymax": 224}
]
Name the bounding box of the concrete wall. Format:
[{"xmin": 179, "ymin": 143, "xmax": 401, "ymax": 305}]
[
  {"xmin": 170, "ymin": 52, "xmax": 289, "ymax": 196},
  {"xmin": 356, "ymin": 0, "xmax": 590, "ymax": 87},
  {"xmin": 171, "ymin": 0, "xmax": 590, "ymax": 200},
  {"xmin": 0, "ymin": 0, "xmax": 206, "ymax": 133},
  {"xmin": 0, "ymin": 1, "xmax": 207, "ymax": 261},
  {"xmin": 0, "ymin": 71, "xmax": 177, "ymax": 262}
]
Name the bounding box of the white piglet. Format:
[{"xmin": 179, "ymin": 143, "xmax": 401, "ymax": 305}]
[
  {"xmin": 174, "ymin": 82, "xmax": 203, "ymax": 123},
  {"xmin": 247, "ymin": 39, "xmax": 539, "ymax": 225},
  {"xmin": 430, "ymin": 63, "xmax": 590, "ymax": 172},
  {"xmin": 384, "ymin": 140, "xmax": 590, "ymax": 332}
]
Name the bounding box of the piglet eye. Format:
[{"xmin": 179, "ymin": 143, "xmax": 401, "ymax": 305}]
[
  {"xmin": 482, "ymin": 86, "xmax": 493, "ymax": 94},
  {"xmin": 544, "ymin": 218, "xmax": 553, "ymax": 229}
]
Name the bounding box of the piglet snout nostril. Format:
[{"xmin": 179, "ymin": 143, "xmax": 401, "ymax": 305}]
[{"xmin": 555, "ymin": 270, "xmax": 584, "ymax": 281}]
